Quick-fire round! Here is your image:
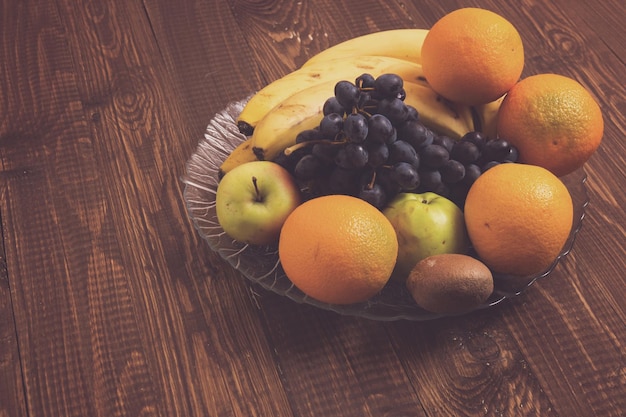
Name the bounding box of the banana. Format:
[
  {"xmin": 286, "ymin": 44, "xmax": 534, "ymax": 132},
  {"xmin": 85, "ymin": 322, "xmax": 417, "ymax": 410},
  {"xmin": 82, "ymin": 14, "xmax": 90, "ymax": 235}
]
[
  {"xmin": 237, "ymin": 55, "xmax": 428, "ymax": 134},
  {"xmin": 218, "ymin": 138, "xmax": 256, "ymax": 178},
  {"xmin": 472, "ymin": 94, "xmax": 506, "ymax": 139},
  {"xmin": 249, "ymin": 80, "xmax": 337, "ymax": 162},
  {"xmin": 302, "ymin": 29, "xmax": 428, "ymax": 68},
  {"xmin": 247, "ymin": 80, "xmax": 474, "ymax": 165},
  {"xmin": 403, "ymin": 82, "xmax": 475, "ymax": 140}
]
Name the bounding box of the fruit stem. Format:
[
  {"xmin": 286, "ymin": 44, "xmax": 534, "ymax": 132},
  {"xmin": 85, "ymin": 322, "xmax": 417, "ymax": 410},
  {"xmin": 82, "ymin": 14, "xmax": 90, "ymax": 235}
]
[
  {"xmin": 252, "ymin": 176, "xmax": 263, "ymax": 202},
  {"xmin": 283, "ymin": 139, "xmax": 346, "ymax": 156},
  {"xmin": 367, "ymin": 171, "xmax": 377, "ymax": 190}
]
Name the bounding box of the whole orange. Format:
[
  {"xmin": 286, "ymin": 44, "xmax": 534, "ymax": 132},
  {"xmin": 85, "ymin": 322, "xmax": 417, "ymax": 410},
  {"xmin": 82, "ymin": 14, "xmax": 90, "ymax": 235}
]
[
  {"xmin": 464, "ymin": 163, "xmax": 573, "ymax": 276},
  {"xmin": 421, "ymin": 8, "xmax": 524, "ymax": 106},
  {"xmin": 278, "ymin": 195, "xmax": 398, "ymax": 305},
  {"xmin": 497, "ymin": 73, "xmax": 604, "ymax": 177}
]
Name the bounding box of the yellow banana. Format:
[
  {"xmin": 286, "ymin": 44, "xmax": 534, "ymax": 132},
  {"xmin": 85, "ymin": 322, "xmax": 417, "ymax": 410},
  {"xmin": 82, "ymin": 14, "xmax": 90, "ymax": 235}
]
[
  {"xmin": 472, "ymin": 94, "xmax": 505, "ymax": 140},
  {"xmin": 302, "ymin": 29, "xmax": 428, "ymax": 68},
  {"xmin": 248, "ymin": 81, "xmax": 474, "ymax": 165},
  {"xmin": 218, "ymin": 138, "xmax": 256, "ymax": 178},
  {"xmin": 403, "ymin": 82, "xmax": 475, "ymax": 140},
  {"xmin": 249, "ymin": 80, "xmax": 337, "ymax": 162},
  {"xmin": 237, "ymin": 55, "xmax": 427, "ymax": 134}
]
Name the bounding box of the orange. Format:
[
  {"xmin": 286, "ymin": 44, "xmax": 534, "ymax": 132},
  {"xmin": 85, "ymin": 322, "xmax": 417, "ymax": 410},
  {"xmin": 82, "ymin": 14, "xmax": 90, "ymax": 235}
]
[
  {"xmin": 421, "ymin": 8, "xmax": 524, "ymax": 105},
  {"xmin": 464, "ymin": 163, "xmax": 573, "ymax": 276},
  {"xmin": 278, "ymin": 195, "xmax": 398, "ymax": 305},
  {"xmin": 497, "ymin": 73, "xmax": 604, "ymax": 177}
]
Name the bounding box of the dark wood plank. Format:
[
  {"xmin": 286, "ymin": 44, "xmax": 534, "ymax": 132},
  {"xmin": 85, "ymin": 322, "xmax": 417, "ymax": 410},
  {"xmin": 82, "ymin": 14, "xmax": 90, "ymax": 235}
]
[
  {"xmin": 0, "ymin": 229, "xmax": 27, "ymax": 417},
  {"xmin": 0, "ymin": 5, "xmax": 168, "ymax": 416},
  {"xmin": 0, "ymin": 1, "xmax": 104, "ymax": 415},
  {"xmin": 389, "ymin": 307, "xmax": 560, "ymax": 417},
  {"xmin": 54, "ymin": 0, "xmax": 294, "ymax": 416},
  {"xmin": 0, "ymin": 1, "xmax": 284, "ymax": 416}
]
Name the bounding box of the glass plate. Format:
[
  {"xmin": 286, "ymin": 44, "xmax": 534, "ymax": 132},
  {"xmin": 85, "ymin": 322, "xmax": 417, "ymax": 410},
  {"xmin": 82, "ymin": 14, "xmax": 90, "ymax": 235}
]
[{"xmin": 182, "ymin": 99, "xmax": 589, "ymax": 321}]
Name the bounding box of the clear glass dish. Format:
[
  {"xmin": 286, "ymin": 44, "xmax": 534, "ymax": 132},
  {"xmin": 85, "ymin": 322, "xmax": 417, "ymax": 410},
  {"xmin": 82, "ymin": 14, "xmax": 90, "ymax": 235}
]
[{"xmin": 182, "ymin": 99, "xmax": 589, "ymax": 321}]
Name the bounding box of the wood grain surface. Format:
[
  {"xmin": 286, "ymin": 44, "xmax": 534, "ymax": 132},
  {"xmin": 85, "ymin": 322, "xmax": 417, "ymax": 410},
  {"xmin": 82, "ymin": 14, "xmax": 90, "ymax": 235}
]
[{"xmin": 1, "ymin": 0, "xmax": 624, "ymax": 416}]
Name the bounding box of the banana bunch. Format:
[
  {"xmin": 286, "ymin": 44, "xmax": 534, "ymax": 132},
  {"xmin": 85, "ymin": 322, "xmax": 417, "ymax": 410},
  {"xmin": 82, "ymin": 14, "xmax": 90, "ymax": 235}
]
[
  {"xmin": 301, "ymin": 29, "xmax": 428, "ymax": 68},
  {"xmin": 237, "ymin": 54, "xmax": 429, "ymax": 135},
  {"xmin": 219, "ymin": 29, "xmax": 501, "ymax": 176}
]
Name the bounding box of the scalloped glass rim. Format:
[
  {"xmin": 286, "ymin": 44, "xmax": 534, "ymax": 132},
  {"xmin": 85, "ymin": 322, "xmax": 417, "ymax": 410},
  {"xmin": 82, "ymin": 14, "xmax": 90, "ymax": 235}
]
[{"xmin": 182, "ymin": 99, "xmax": 589, "ymax": 321}]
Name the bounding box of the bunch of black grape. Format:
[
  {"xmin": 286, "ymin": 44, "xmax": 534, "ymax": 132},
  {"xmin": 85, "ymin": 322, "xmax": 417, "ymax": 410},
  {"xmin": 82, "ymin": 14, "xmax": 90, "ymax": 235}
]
[{"xmin": 274, "ymin": 73, "xmax": 519, "ymax": 209}]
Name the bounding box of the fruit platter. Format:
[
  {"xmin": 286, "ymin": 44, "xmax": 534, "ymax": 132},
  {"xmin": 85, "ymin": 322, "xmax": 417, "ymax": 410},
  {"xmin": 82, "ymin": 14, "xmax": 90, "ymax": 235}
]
[
  {"xmin": 183, "ymin": 9, "xmax": 600, "ymax": 321},
  {"xmin": 182, "ymin": 99, "xmax": 589, "ymax": 321}
]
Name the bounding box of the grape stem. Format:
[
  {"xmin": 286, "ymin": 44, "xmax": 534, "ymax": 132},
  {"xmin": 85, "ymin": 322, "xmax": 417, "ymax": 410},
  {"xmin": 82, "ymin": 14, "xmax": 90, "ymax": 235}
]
[
  {"xmin": 283, "ymin": 139, "xmax": 346, "ymax": 156},
  {"xmin": 366, "ymin": 171, "xmax": 377, "ymax": 190}
]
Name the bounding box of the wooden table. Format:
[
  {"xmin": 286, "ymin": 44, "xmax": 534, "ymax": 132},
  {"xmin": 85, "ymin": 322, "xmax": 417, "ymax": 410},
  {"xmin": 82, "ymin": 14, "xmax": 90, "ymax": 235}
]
[{"xmin": 1, "ymin": 1, "xmax": 624, "ymax": 416}]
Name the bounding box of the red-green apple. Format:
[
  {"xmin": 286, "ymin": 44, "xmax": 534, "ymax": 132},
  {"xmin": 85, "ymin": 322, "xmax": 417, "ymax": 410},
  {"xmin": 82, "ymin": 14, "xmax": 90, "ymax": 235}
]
[
  {"xmin": 383, "ymin": 192, "xmax": 469, "ymax": 282},
  {"xmin": 216, "ymin": 161, "xmax": 301, "ymax": 246}
]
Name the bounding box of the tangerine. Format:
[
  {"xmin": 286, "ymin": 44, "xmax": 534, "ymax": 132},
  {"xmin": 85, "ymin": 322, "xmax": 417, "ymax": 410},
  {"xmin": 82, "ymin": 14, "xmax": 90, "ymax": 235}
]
[
  {"xmin": 497, "ymin": 73, "xmax": 604, "ymax": 177},
  {"xmin": 421, "ymin": 8, "xmax": 524, "ymax": 106},
  {"xmin": 278, "ymin": 195, "xmax": 398, "ymax": 305},
  {"xmin": 464, "ymin": 163, "xmax": 573, "ymax": 276}
]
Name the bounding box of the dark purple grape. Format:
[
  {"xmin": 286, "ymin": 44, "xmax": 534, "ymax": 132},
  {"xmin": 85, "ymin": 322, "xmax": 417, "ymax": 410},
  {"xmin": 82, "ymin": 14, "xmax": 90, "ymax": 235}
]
[
  {"xmin": 311, "ymin": 142, "xmax": 339, "ymax": 164},
  {"xmin": 450, "ymin": 140, "xmax": 481, "ymax": 164},
  {"xmin": 319, "ymin": 113, "xmax": 344, "ymax": 138},
  {"xmin": 397, "ymin": 120, "xmax": 433, "ymax": 150},
  {"xmin": 433, "ymin": 135, "xmax": 455, "ymax": 153},
  {"xmin": 344, "ymin": 143, "xmax": 368, "ymax": 168},
  {"xmin": 274, "ymin": 144, "xmax": 310, "ymax": 172},
  {"xmin": 295, "ymin": 128, "xmax": 322, "ymax": 144},
  {"xmin": 377, "ymin": 98, "xmax": 409, "ymax": 125},
  {"xmin": 329, "ymin": 167, "xmax": 360, "ymax": 194},
  {"xmin": 343, "ymin": 113, "xmax": 369, "ymax": 143},
  {"xmin": 434, "ymin": 182, "xmax": 451, "ymax": 198},
  {"xmin": 448, "ymin": 183, "xmax": 470, "ymax": 209},
  {"xmin": 366, "ymin": 114, "xmax": 396, "ymax": 144},
  {"xmin": 481, "ymin": 160, "xmax": 500, "ymax": 172},
  {"xmin": 461, "ymin": 131, "xmax": 487, "ymax": 150},
  {"xmin": 462, "ymin": 164, "xmax": 482, "ymax": 187},
  {"xmin": 440, "ymin": 159, "xmax": 466, "ymax": 184},
  {"xmin": 357, "ymin": 91, "xmax": 373, "ymax": 109},
  {"xmin": 391, "ymin": 162, "xmax": 420, "ymax": 190},
  {"xmin": 482, "ymin": 139, "xmax": 513, "ymax": 162},
  {"xmin": 366, "ymin": 142, "xmax": 389, "ymax": 167},
  {"xmin": 388, "ymin": 140, "xmax": 419, "ymax": 167},
  {"xmin": 376, "ymin": 167, "xmax": 403, "ymax": 197},
  {"xmin": 334, "ymin": 80, "xmax": 361, "ymax": 110},
  {"xmin": 358, "ymin": 183, "xmax": 387, "ymax": 209},
  {"xmin": 374, "ymin": 73, "xmax": 404, "ymax": 99},
  {"xmin": 418, "ymin": 169, "xmax": 442, "ymax": 193},
  {"xmin": 355, "ymin": 73, "xmax": 376, "ymax": 89},
  {"xmin": 420, "ymin": 144, "xmax": 450, "ymax": 169},
  {"xmin": 406, "ymin": 105, "xmax": 419, "ymax": 121},
  {"xmin": 504, "ymin": 145, "xmax": 519, "ymax": 162},
  {"xmin": 323, "ymin": 97, "xmax": 345, "ymax": 116},
  {"xmin": 294, "ymin": 154, "xmax": 323, "ymax": 180}
]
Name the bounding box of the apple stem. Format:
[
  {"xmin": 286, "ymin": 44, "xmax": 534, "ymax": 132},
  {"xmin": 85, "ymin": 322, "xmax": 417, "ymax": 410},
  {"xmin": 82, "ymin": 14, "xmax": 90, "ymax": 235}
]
[{"xmin": 252, "ymin": 176, "xmax": 263, "ymax": 202}]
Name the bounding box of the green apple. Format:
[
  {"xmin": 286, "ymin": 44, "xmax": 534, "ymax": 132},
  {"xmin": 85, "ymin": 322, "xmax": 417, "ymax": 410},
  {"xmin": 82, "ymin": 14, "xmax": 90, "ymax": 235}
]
[
  {"xmin": 383, "ymin": 192, "xmax": 469, "ymax": 282},
  {"xmin": 216, "ymin": 161, "xmax": 302, "ymax": 246}
]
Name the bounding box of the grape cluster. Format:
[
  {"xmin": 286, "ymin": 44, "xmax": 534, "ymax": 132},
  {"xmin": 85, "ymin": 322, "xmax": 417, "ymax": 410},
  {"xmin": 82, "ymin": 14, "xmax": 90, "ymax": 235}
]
[{"xmin": 274, "ymin": 73, "xmax": 518, "ymax": 209}]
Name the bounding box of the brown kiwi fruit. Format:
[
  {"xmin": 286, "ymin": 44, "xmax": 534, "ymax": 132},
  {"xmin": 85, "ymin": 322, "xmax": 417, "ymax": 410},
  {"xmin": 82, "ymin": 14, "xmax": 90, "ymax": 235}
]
[{"xmin": 406, "ymin": 253, "xmax": 494, "ymax": 314}]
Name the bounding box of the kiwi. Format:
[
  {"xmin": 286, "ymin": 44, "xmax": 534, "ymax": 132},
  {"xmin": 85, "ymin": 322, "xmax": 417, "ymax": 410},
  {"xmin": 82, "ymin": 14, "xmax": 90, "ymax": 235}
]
[{"xmin": 406, "ymin": 253, "xmax": 494, "ymax": 314}]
